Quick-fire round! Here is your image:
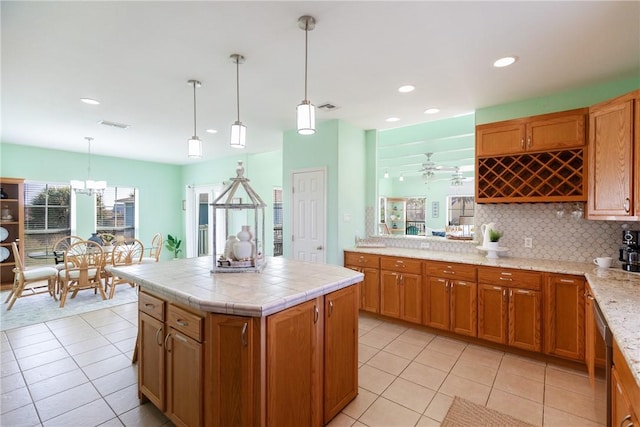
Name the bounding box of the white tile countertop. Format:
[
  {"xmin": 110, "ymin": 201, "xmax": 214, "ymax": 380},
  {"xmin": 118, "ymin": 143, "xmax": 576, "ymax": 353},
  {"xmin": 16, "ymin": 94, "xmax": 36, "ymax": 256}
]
[
  {"xmin": 347, "ymin": 246, "xmax": 640, "ymax": 390},
  {"xmin": 111, "ymin": 255, "xmax": 363, "ymax": 317}
]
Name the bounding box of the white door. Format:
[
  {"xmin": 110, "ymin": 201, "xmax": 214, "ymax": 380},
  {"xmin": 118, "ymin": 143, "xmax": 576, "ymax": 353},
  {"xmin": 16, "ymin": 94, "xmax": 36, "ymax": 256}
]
[
  {"xmin": 291, "ymin": 168, "xmax": 326, "ymax": 263},
  {"xmin": 186, "ymin": 184, "xmax": 224, "ymax": 258}
]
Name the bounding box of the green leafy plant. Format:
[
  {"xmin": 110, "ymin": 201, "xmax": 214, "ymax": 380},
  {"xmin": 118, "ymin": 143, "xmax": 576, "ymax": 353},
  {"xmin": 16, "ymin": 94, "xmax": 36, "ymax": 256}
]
[
  {"xmin": 488, "ymin": 229, "xmax": 503, "ymax": 242},
  {"xmin": 165, "ymin": 234, "xmax": 182, "ymax": 258}
]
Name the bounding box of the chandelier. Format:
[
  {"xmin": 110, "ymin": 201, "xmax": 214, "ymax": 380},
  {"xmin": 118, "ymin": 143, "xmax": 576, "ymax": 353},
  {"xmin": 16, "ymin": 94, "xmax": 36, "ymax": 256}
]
[{"xmin": 71, "ymin": 137, "xmax": 106, "ymax": 195}]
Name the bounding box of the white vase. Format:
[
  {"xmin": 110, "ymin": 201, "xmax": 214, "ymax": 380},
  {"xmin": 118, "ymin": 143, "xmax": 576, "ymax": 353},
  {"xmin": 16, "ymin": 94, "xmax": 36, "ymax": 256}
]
[
  {"xmin": 486, "ymin": 241, "xmax": 500, "ymax": 250},
  {"xmin": 233, "ymin": 226, "xmax": 254, "ymax": 260},
  {"xmin": 224, "ymin": 235, "xmax": 239, "ymax": 260}
]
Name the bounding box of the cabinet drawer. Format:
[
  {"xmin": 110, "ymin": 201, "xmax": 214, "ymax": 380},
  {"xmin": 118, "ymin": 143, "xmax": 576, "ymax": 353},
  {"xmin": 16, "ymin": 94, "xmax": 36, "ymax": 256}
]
[
  {"xmin": 478, "ymin": 267, "xmax": 542, "ymax": 290},
  {"xmin": 425, "ymin": 261, "xmax": 476, "ymax": 281},
  {"xmin": 380, "ymin": 256, "xmax": 422, "ymax": 274},
  {"xmin": 167, "ymin": 305, "xmax": 203, "ymax": 342},
  {"xmin": 344, "ymin": 252, "xmax": 380, "ymax": 268},
  {"xmin": 139, "ymin": 292, "xmax": 165, "ymax": 321}
]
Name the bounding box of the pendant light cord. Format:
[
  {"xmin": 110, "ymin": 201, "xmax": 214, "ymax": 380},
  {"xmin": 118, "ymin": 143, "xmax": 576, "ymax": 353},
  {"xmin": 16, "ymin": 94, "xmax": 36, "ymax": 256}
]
[
  {"xmin": 236, "ymin": 56, "xmax": 241, "ymax": 122},
  {"xmin": 86, "ymin": 137, "xmax": 93, "ymax": 180},
  {"xmin": 304, "ymin": 20, "xmax": 309, "ymax": 102},
  {"xmin": 192, "ymin": 81, "xmax": 197, "ymax": 135}
]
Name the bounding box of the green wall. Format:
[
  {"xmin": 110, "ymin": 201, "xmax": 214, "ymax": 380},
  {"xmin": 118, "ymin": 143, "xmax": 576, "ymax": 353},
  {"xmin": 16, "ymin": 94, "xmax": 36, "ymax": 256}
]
[
  {"xmin": 0, "ymin": 142, "xmax": 182, "ymax": 259},
  {"xmin": 282, "ymin": 119, "xmax": 366, "ymax": 265}
]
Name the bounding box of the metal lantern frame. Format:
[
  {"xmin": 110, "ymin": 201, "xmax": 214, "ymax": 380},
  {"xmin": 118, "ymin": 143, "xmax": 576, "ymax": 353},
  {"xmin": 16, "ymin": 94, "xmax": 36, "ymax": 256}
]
[{"xmin": 210, "ymin": 161, "xmax": 267, "ymax": 273}]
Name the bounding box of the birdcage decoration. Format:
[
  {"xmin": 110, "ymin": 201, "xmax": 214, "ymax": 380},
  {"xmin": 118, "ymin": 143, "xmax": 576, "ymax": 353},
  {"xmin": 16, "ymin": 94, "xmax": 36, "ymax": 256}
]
[{"xmin": 211, "ymin": 160, "xmax": 267, "ymax": 273}]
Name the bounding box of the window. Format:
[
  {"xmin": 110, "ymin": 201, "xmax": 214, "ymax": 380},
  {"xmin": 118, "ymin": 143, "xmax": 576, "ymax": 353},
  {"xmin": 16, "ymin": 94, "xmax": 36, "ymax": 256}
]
[
  {"xmin": 24, "ymin": 182, "xmax": 71, "ymax": 266},
  {"xmin": 97, "ymin": 187, "xmax": 137, "ymax": 238}
]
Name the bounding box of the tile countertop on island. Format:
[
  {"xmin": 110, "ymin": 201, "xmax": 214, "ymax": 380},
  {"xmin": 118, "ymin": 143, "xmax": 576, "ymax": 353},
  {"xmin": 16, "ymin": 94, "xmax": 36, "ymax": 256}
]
[
  {"xmin": 110, "ymin": 255, "xmax": 363, "ymax": 318},
  {"xmin": 347, "ymin": 246, "xmax": 640, "ymax": 390}
]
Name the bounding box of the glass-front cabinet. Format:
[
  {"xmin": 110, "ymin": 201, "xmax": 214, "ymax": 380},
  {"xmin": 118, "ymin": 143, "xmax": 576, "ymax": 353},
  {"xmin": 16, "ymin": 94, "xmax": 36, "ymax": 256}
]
[{"xmin": 385, "ymin": 198, "xmax": 406, "ymax": 235}]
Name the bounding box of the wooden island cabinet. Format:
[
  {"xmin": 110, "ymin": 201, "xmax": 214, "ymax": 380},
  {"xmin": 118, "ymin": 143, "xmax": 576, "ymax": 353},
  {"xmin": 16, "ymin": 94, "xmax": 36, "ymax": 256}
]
[{"xmin": 117, "ymin": 257, "xmax": 363, "ymax": 427}]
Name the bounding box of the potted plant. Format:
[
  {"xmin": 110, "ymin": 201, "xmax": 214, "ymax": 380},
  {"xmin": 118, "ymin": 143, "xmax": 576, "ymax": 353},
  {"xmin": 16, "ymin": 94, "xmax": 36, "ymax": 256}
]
[
  {"xmin": 487, "ymin": 229, "xmax": 503, "ymax": 249},
  {"xmin": 165, "ymin": 234, "xmax": 182, "ymax": 258}
]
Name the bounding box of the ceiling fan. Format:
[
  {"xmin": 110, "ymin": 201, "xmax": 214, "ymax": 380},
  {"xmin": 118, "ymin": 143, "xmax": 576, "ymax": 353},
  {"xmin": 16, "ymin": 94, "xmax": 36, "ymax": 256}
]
[{"xmin": 419, "ymin": 152, "xmax": 459, "ymax": 183}]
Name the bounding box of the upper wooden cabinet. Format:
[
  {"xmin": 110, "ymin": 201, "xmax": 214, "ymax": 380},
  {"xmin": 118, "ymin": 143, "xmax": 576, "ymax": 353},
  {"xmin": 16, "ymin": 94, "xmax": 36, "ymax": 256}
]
[
  {"xmin": 475, "ymin": 109, "xmax": 588, "ymax": 203},
  {"xmin": 476, "ymin": 108, "xmax": 587, "ymax": 156},
  {"xmin": 587, "ymin": 90, "xmax": 640, "ymax": 220}
]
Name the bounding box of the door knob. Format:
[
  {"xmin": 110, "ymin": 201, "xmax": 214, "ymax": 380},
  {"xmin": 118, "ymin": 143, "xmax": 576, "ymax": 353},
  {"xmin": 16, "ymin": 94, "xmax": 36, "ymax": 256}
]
[{"xmin": 316, "ymin": 246, "xmax": 323, "ymax": 250}]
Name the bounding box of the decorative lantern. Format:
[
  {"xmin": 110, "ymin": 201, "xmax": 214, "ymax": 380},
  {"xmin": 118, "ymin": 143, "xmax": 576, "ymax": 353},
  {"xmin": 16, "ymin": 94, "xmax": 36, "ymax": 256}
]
[{"xmin": 210, "ymin": 160, "xmax": 266, "ymax": 273}]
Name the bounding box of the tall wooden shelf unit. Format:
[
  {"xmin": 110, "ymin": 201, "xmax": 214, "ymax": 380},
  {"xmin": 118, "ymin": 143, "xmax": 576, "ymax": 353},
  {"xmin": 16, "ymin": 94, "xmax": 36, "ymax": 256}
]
[{"xmin": 0, "ymin": 178, "xmax": 25, "ymax": 289}]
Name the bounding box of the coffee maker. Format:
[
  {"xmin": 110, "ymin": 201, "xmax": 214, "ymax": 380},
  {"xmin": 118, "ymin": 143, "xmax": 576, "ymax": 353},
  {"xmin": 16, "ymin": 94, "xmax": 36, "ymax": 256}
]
[{"xmin": 619, "ymin": 230, "xmax": 640, "ymax": 272}]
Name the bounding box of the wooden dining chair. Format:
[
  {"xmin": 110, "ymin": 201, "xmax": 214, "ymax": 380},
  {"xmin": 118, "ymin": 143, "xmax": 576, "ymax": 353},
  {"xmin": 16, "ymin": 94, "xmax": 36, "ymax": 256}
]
[
  {"xmin": 58, "ymin": 240, "xmax": 106, "ymax": 308},
  {"xmin": 141, "ymin": 232, "xmax": 162, "ymax": 263},
  {"xmin": 52, "ymin": 235, "xmax": 84, "ymax": 294},
  {"xmin": 5, "ymin": 242, "xmax": 58, "ymax": 310},
  {"xmin": 104, "ymin": 238, "xmax": 144, "ymax": 299}
]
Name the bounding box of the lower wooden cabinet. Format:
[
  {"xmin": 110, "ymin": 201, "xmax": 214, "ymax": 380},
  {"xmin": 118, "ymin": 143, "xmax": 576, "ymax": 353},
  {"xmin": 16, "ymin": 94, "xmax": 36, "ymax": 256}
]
[
  {"xmin": 380, "ymin": 257, "xmax": 422, "ymax": 324},
  {"xmin": 478, "ymin": 267, "xmax": 542, "ymax": 352},
  {"xmin": 345, "ymin": 252, "xmax": 380, "ymax": 313},
  {"xmin": 612, "ymin": 340, "xmax": 640, "ymax": 427},
  {"xmin": 139, "ymin": 285, "xmax": 359, "ymax": 427},
  {"xmin": 423, "ymin": 261, "xmax": 477, "ymax": 337},
  {"xmin": 544, "ymin": 274, "xmax": 585, "ymax": 362}
]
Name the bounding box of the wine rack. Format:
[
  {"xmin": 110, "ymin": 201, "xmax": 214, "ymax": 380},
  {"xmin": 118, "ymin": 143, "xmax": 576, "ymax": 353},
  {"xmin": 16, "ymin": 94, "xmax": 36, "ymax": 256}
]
[{"xmin": 476, "ymin": 149, "xmax": 585, "ymax": 203}]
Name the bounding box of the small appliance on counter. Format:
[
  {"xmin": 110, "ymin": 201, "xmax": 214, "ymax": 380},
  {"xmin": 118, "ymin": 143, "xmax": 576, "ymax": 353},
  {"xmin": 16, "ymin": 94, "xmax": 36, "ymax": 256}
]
[{"xmin": 619, "ymin": 230, "xmax": 640, "ymax": 272}]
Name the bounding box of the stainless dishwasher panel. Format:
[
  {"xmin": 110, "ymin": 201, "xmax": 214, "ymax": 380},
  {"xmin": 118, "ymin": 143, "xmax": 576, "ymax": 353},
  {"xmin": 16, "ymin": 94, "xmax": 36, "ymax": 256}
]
[{"xmin": 593, "ymin": 300, "xmax": 612, "ymax": 427}]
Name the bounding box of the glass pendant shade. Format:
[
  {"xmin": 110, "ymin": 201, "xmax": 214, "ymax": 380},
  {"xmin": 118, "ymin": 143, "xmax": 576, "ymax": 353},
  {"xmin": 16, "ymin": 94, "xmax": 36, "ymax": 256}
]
[
  {"xmin": 297, "ymin": 100, "xmax": 316, "ymax": 135},
  {"xmin": 71, "ymin": 137, "xmax": 107, "ymax": 195},
  {"xmin": 188, "ymin": 136, "xmax": 202, "ymax": 158},
  {"xmin": 230, "ymin": 121, "xmax": 246, "ymax": 148}
]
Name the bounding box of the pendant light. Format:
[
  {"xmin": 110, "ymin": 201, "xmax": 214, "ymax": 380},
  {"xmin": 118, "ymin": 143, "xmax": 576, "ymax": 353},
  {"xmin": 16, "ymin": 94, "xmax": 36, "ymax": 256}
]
[
  {"xmin": 297, "ymin": 15, "xmax": 316, "ymax": 135},
  {"xmin": 187, "ymin": 79, "xmax": 202, "ymax": 158},
  {"xmin": 230, "ymin": 54, "xmax": 246, "ymax": 148},
  {"xmin": 71, "ymin": 137, "xmax": 107, "ymax": 195}
]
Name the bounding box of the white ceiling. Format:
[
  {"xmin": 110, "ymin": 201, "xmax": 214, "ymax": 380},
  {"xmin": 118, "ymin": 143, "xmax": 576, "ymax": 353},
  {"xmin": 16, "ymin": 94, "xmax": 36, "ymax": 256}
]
[{"xmin": 2, "ymin": 1, "xmax": 639, "ymax": 166}]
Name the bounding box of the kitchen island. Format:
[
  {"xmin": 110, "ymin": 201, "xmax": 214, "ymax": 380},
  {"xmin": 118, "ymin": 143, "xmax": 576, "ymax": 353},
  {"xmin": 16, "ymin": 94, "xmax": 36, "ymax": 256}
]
[{"xmin": 112, "ymin": 256, "xmax": 364, "ymax": 427}]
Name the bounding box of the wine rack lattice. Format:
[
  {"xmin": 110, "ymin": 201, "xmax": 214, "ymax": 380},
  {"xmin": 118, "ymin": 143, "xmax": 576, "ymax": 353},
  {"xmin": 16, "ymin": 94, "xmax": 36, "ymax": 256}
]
[{"xmin": 477, "ymin": 149, "xmax": 585, "ymax": 203}]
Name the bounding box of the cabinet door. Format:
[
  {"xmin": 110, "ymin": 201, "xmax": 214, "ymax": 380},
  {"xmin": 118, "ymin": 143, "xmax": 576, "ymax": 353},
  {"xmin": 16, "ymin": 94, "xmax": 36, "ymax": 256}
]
[
  {"xmin": 588, "ymin": 98, "xmax": 634, "ymax": 218},
  {"xmin": 361, "ymin": 267, "xmax": 380, "ymax": 313},
  {"xmin": 267, "ymin": 298, "xmax": 322, "ymax": 427},
  {"xmin": 166, "ymin": 329, "xmax": 203, "ymax": 427},
  {"xmin": 138, "ymin": 312, "xmax": 165, "ymax": 409},
  {"xmin": 544, "ymin": 275, "xmax": 585, "ymax": 361},
  {"xmin": 611, "ymin": 366, "xmax": 637, "ymax": 427},
  {"xmin": 478, "ymin": 284, "xmax": 508, "ymax": 345},
  {"xmin": 209, "ymin": 315, "xmax": 257, "ymax": 427},
  {"xmin": 476, "ymin": 122, "xmax": 526, "ymax": 156},
  {"xmin": 380, "ymin": 270, "xmax": 401, "ymax": 318},
  {"xmin": 508, "ymin": 289, "xmax": 542, "ymax": 352},
  {"xmin": 450, "ymin": 280, "xmax": 477, "ymax": 337},
  {"xmin": 400, "ymin": 272, "xmax": 422, "ymax": 324},
  {"xmin": 527, "ymin": 112, "xmax": 586, "ymax": 151},
  {"xmin": 424, "ymin": 277, "xmax": 449, "ymax": 331},
  {"xmin": 324, "ymin": 286, "xmax": 358, "ymax": 423}
]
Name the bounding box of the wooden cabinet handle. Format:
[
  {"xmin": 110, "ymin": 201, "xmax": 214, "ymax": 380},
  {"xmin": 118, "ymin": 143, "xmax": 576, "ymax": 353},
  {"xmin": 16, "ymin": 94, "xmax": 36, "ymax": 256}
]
[
  {"xmin": 164, "ymin": 332, "xmax": 171, "ymax": 352},
  {"xmin": 559, "ymin": 279, "xmax": 574, "ymax": 283},
  {"xmin": 499, "ymin": 277, "xmax": 513, "ymax": 281},
  {"xmin": 329, "ymin": 300, "xmax": 334, "ymax": 316},
  {"xmin": 527, "ymin": 136, "xmax": 532, "ymax": 149},
  {"xmin": 155, "ymin": 327, "xmax": 163, "ymax": 346},
  {"xmin": 516, "ymin": 289, "xmax": 531, "ymax": 295},
  {"xmin": 314, "ymin": 305, "xmax": 319, "ymax": 324},
  {"xmin": 176, "ymin": 319, "xmax": 188, "ymax": 327},
  {"xmin": 443, "ymin": 270, "xmax": 454, "ymax": 275},
  {"xmin": 624, "ymin": 198, "xmax": 630, "ymax": 213},
  {"xmin": 500, "ymin": 272, "xmax": 512, "ymax": 276},
  {"xmin": 521, "ymin": 138, "xmax": 525, "ymax": 149},
  {"xmin": 620, "ymin": 414, "xmax": 632, "ymax": 427},
  {"xmin": 503, "ymin": 289, "xmax": 506, "ymax": 297},
  {"xmin": 241, "ymin": 322, "xmax": 248, "ymax": 347},
  {"xmin": 145, "ymin": 303, "xmax": 155, "ymax": 308},
  {"xmin": 174, "ymin": 333, "xmax": 187, "ymax": 343}
]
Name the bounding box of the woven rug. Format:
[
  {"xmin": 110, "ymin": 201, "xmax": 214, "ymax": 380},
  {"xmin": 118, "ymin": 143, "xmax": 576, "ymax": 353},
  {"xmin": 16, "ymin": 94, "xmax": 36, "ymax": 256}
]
[
  {"xmin": 442, "ymin": 396, "xmax": 536, "ymax": 427},
  {"xmin": 0, "ymin": 285, "xmax": 138, "ymax": 331}
]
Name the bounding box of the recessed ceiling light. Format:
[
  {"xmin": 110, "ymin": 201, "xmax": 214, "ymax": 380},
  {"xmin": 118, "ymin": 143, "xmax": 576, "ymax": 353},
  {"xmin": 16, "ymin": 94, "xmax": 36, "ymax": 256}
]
[
  {"xmin": 424, "ymin": 108, "xmax": 440, "ymax": 114},
  {"xmin": 385, "ymin": 117, "xmax": 400, "ymax": 122},
  {"xmin": 493, "ymin": 56, "xmax": 518, "ymax": 68},
  {"xmin": 80, "ymin": 98, "xmax": 100, "ymax": 105},
  {"xmin": 206, "ymin": 129, "xmax": 218, "ymax": 134},
  {"xmin": 398, "ymin": 85, "xmax": 415, "ymax": 93}
]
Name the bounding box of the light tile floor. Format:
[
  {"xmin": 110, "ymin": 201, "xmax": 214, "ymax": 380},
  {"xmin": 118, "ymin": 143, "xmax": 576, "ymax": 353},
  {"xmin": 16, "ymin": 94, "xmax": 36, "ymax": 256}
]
[{"xmin": 1, "ymin": 304, "xmax": 606, "ymax": 427}]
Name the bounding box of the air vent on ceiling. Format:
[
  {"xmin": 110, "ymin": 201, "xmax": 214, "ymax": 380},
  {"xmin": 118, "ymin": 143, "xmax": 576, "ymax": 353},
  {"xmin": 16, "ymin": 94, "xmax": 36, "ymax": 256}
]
[
  {"xmin": 98, "ymin": 120, "xmax": 131, "ymax": 129},
  {"xmin": 318, "ymin": 103, "xmax": 339, "ymax": 112}
]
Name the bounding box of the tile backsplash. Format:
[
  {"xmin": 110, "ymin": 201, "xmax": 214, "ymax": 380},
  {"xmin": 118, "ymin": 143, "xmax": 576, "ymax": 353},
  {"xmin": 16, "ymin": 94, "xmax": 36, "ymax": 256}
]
[{"xmin": 365, "ymin": 203, "xmax": 638, "ymax": 264}]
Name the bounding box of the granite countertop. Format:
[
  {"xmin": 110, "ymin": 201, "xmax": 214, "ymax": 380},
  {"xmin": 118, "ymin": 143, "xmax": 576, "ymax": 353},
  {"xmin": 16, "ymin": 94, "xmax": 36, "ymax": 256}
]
[
  {"xmin": 111, "ymin": 255, "xmax": 363, "ymax": 317},
  {"xmin": 347, "ymin": 246, "xmax": 640, "ymax": 389}
]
